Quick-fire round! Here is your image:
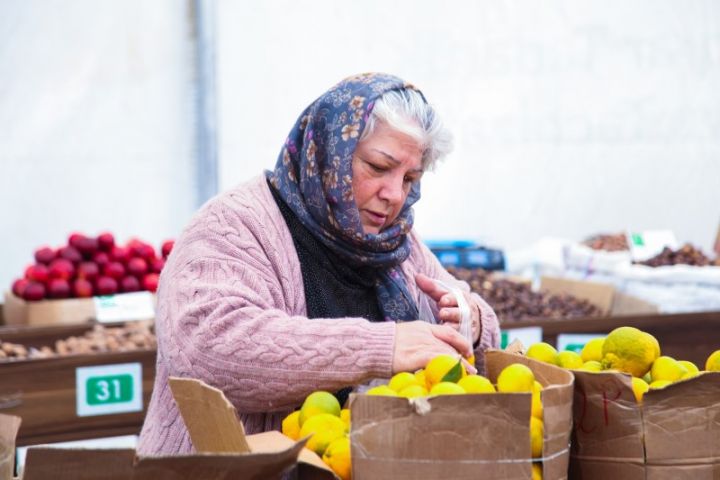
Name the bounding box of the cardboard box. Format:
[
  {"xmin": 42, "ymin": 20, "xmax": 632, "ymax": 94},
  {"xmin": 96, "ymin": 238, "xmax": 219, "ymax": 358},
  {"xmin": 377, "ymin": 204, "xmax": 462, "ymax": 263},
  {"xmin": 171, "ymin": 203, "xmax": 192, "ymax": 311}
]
[
  {"xmin": 540, "ymin": 276, "xmax": 658, "ymax": 317},
  {"xmin": 350, "ymin": 349, "xmax": 574, "ymax": 480},
  {"xmin": 0, "ymin": 378, "xmax": 337, "ymax": 480},
  {"xmin": 3, "ymin": 291, "xmax": 156, "ymax": 327},
  {"xmin": 570, "ymin": 370, "xmax": 720, "ymax": 478}
]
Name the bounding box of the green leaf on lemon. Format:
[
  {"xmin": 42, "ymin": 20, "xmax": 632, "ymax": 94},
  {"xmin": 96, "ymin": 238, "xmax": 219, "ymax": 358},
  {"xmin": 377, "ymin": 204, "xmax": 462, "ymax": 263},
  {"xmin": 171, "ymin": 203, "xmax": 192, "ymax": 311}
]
[{"xmin": 441, "ymin": 359, "xmax": 464, "ymax": 383}]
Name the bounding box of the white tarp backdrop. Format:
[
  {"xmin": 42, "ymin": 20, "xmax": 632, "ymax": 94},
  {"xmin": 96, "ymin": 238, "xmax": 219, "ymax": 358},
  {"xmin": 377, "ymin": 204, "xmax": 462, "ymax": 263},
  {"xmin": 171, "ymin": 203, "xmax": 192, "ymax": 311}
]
[{"xmin": 1, "ymin": 0, "xmax": 719, "ymax": 292}]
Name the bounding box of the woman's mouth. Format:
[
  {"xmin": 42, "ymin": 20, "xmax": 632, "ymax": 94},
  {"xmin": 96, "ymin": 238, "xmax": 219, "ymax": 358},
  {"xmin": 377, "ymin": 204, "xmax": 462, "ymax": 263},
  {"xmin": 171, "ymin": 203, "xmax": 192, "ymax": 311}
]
[{"xmin": 364, "ymin": 210, "xmax": 387, "ymax": 227}]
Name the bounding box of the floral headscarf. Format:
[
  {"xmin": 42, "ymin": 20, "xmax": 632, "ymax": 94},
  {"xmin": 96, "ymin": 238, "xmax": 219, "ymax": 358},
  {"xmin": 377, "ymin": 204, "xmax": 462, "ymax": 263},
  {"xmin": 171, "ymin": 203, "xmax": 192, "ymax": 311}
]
[{"xmin": 266, "ymin": 73, "xmax": 425, "ymax": 321}]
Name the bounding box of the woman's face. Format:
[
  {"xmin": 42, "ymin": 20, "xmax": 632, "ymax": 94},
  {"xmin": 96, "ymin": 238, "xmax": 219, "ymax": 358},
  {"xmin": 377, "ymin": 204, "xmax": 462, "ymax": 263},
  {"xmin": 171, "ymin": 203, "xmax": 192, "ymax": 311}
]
[{"xmin": 351, "ymin": 121, "xmax": 424, "ymax": 234}]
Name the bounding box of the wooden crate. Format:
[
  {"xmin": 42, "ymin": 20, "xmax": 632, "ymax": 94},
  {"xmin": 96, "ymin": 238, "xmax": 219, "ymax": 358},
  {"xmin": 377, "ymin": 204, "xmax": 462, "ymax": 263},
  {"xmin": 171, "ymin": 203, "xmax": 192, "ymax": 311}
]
[{"xmin": 0, "ymin": 323, "xmax": 155, "ymax": 446}]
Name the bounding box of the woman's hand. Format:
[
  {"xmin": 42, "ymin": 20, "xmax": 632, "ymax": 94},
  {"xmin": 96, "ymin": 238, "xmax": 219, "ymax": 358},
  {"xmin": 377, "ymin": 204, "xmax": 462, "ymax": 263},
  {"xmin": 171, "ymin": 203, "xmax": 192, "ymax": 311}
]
[
  {"xmin": 415, "ymin": 273, "xmax": 481, "ymax": 344},
  {"xmin": 392, "ymin": 321, "xmax": 476, "ymax": 374}
]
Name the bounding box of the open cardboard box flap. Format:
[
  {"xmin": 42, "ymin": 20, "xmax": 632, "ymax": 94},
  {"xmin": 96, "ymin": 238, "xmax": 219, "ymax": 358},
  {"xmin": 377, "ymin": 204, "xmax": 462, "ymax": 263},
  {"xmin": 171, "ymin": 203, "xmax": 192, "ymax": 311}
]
[
  {"xmin": 349, "ymin": 349, "xmax": 574, "ymax": 480},
  {"xmin": 539, "ymin": 276, "xmax": 658, "ymax": 316},
  {"xmin": 570, "ymin": 369, "xmax": 720, "ymax": 478}
]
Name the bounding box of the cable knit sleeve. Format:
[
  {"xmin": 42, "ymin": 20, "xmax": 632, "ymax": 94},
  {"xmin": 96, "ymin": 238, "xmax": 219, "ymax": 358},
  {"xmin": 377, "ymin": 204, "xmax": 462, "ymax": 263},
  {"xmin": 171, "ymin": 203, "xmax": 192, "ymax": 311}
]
[
  {"xmin": 155, "ymin": 178, "xmax": 396, "ymax": 414},
  {"xmin": 403, "ymin": 230, "xmax": 501, "ymax": 373}
]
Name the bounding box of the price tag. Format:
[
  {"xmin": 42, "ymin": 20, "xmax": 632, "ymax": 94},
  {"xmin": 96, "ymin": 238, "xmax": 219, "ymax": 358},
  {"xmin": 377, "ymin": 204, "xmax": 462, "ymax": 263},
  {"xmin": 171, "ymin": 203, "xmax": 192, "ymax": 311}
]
[
  {"xmin": 556, "ymin": 333, "xmax": 606, "ymax": 353},
  {"xmin": 93, "ymin": 292, "xmax": 155, "ymax": 323},
  {"xmin": 76, "ymin": 363, "xmax": 143, "ymax": 417},
  {"xmin": 500, "ymin": 327, "xmax": 543, "ymax": 350},
  {"xmin": 628, "ymin": 230, "xmax": 678, "ymax": 262}
]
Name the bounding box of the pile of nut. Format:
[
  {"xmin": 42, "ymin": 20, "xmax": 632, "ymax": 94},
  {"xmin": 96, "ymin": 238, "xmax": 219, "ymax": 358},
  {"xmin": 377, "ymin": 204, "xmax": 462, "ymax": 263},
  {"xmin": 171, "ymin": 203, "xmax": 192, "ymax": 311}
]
[
  {"xmin": 582, "ymin": 233, "xmax": 629, "ymax": 252},
  {"xmin": 636, "ymin": 244, "xmax": 713, "ymax": 267},
  {"xmin": 0, "ymin": 321, "xmax": 155, "ymax": 362},
  {"xmin": 446, "ymin": 267, "xmax": 603, "ymax": 323}
]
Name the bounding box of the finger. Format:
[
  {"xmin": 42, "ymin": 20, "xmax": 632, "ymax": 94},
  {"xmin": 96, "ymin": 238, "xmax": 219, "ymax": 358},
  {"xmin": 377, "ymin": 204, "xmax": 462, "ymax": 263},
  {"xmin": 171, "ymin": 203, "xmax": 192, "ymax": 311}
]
[
  {"xmin": 461, "ymin": 358, "xmax": 478, "ymax": 375},
  {"xmin": 438, "ymin": 293, "xmax": 457, "ymax": 308},
  {"xmin": 430, "ymin": 323, "xmax": 472, "ymax": 358},
  {"xmin": 438, "ymin": 307, "xmax": 462, "ymax": 324},
  {"xmin": 415, "ymin": 273, "xmax": 448, "ymax": 302}
]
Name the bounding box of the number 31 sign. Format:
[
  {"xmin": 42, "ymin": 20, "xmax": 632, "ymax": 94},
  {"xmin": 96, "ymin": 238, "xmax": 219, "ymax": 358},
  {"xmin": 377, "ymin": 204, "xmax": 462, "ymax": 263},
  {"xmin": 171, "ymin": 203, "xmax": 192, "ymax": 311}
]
[{"xmin": 76, "ymin": 363, "xmax": 143, "ymax": 417}]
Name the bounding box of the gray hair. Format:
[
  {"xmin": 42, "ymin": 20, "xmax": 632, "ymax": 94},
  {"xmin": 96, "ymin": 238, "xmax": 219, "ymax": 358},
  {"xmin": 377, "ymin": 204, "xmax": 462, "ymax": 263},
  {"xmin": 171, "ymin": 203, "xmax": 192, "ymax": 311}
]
[{"xmin": 360, "ymin": 89, "xmax": 453, "ymax": 171}]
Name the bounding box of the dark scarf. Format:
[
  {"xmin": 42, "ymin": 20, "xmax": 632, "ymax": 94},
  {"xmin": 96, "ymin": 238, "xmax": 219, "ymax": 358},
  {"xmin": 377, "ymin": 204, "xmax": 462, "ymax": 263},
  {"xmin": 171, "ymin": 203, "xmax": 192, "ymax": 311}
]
[{"xmin": 266, "ymin": 73, "xmax": 425, "ymax": 321}]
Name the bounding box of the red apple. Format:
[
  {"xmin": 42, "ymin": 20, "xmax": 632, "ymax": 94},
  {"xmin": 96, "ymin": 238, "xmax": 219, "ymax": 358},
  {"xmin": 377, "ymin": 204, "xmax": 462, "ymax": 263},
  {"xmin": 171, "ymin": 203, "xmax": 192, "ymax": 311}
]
[
  {"xmin": 75, "ymin": 236, "xmax": 99, "ymax": 258},
  {"xmin": 120, "ymin": 275, "xmax": 141, "ymax": 293},
  {"xmin": 48, "ymin": 258, "xmax": 75, "ymax": 280},
  {"xmin": 34, "ymin": 246, "xmax": 56, "ymax": 265},
  {"xmin": 103, "ymin": 261, "xmax": 126, "ymax": 280},
  {"xmin": 68, "ymin": 232, "xmax": 87, "ymax": 249},
  {"xmin": 58, "ymin": 246, "xmax": 83, "ymax": 264},
  {"xmin": 95, "ymin": 276, "xmax": 118, "ymax": 296},
  {"xmin": 11, "ymin": 278, "xmax": 30, "ymax": 297},
  {"xmin": 25, "ymin": 264, "xmax": 50, "ymax": 283},
  {"xmin": 92, "ymin": 251, "xmax": 111, "ymax": 269},
  {"xmin": 129, "ymin": 239, "xmax": 156, "ymax": 261},
  {"xmin": 142, "ymin": 273, "xmax": 160, "ymax": 293},
  {"xmin": 73, "ymin": 278, "xmax": 94, "ymax": 298},
  {"xmin": 97, "ymin": 232, "xmax": 115, "ymax": 252},
  {"xmin": 150, "ymin": 257, "xmax": 165, "ymax": 273},
  {"xmin": 77, "ymin": 261, "xmax": 100, "ymax": 281},
  {"xmin": 111, "ymin": 246, "xmax": 130, "ymax": 264},
  {"xmin": 161, "ymin": 240, "xmax": 174, "ymax": 259},
  {"xmin": 127, "ymin": 257, "xmax": 148, "ymax": 277},
  {"xmin": 22, "ymin": 281, "xmax": 46, "ymax": 301},
  {"xmin": 47, "ymin": 278, "xmax": 71, "ymax": 299}
]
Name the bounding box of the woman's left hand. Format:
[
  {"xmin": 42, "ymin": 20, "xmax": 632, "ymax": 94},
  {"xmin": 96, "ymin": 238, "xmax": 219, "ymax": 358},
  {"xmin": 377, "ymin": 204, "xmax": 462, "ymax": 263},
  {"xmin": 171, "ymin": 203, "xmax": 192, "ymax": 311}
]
[{"xmin": 415, "ymin": 273, "xmax": 481, "ymax": 344}]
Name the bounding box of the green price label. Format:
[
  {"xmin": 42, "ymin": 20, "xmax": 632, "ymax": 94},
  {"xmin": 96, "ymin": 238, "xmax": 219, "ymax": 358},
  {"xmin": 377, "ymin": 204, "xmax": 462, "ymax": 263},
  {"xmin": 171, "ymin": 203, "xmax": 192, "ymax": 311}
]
[
  {"xmin": 565, "ymin": 343, "xmax": 585, "ymax": 353},
  {"xmin": 631, "ymin": 233, "xmax": 645, "ymax": 246},
  {"xmin": 86, "ymin": 374, "xmax": 134, "ymax": 405},
  {"xmin": 500, "ymin": 331, "xmax": 509, "ymax": 349}
]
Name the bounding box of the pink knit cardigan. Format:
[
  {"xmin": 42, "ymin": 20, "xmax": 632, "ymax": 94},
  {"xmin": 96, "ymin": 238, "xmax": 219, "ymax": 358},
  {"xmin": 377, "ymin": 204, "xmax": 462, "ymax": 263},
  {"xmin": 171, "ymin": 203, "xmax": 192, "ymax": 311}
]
[{"xmin": 137, "ymin": 175, "xmax": 500, "ymax": 455}]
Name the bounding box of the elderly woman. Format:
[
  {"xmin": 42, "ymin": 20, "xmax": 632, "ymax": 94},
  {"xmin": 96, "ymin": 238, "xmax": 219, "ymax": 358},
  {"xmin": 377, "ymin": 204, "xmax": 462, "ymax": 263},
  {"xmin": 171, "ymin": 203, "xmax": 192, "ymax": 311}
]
[{"xmin": 138, "ymin": 73, "xmax": 500, "ymax": 455}]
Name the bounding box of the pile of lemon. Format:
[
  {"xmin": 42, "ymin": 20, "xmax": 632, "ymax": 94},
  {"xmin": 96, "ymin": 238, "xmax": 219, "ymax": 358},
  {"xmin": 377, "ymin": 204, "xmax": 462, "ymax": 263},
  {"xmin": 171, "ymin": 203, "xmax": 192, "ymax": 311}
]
[
  {"xmin": 282, "ymin": 391, "xmax": 351, "ymax": 480},
  {"xmin": 526, "ymin": 326, "xmax": 720, "ymax": 403}
]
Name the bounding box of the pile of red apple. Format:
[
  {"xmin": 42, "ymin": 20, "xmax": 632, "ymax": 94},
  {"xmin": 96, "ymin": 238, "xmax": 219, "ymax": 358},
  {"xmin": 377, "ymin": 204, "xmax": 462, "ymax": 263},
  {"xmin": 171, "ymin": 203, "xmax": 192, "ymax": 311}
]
[{"xmin": 10, "ymin": 233, "xmax": 174, "ymax": 301}]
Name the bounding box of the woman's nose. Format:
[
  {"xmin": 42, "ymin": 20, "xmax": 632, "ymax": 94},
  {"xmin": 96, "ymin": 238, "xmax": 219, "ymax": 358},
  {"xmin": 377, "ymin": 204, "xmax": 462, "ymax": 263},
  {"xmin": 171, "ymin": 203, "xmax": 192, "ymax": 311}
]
[{"xmin": 378, "ymin": 174, "xmax": 404, "ymax": 204}]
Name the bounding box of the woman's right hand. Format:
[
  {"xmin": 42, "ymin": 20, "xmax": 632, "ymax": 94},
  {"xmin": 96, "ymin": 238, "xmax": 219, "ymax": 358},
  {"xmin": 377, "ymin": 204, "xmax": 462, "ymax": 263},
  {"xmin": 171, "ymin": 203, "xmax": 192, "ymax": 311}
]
[{"xmin": 392, "ymin": 321, "xmax": 476, "ymax": 374}]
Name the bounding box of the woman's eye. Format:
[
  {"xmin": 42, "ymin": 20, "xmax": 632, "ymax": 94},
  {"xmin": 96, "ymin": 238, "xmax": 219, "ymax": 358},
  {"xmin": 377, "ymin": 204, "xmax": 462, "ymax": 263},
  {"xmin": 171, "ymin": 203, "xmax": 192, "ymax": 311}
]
[{"xmin": 368, "ymin": 163, "xmax": 386, "ymax": 172}]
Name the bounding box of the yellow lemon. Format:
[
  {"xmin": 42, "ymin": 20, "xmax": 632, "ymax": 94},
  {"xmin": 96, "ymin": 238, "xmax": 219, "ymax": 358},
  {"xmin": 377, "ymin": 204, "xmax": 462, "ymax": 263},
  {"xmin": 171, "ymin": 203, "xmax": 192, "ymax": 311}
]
[
  {"xmin": 581, "ymin": 337, "xmax": 605, "ymax": 362},
  {"xmin": 531, "ymin": 381, "xmax": 543, "ymax": 419},
  {"xmin": 322, "ymin": 435, "xmax": 351, "ymax": 480},
  {"xmin": 631, "ymin": 377, "xmax": 649, "ymax": 403},
  {"xmin": 281, "ymin": 410, "xmax": 301, "ymax": 440},
  {"xmin": 706, "ymin": 350, "xmax": 720, "ymax": 371},
  {"xmin": 530, "ymin": 416, "xmax": 543, "ymax": 458},
  {"xmin": 650, "ymin": 356, "xmax": 685, "ymax": 382},
  {"xmin": 601, "ymin": 327, "xmax": 659, "ymax": 377},
  {"xmin": 365, "ymin": 385, "xmax": 398, "ymax": 396},
  {"xmin": 526, "ymin": 342, "xmax": 559, "ymax": 365},
  {"xmin": 299, "ymin": 391, "xmax": 341, "ymax": 426},
  {"xmin": 497, "ymin": 363, "xmax": 535, "ymax": 393},
  {"xmin": 429, "ymin": 381, "xmax": 466, "ymax": 395},
  {"xmin": 557, "ymin": 350, "xmax": 584, "ymax": 369},
  {"xmin": 398, "ymin": 384, "xmax": 428, "ymax": 398},
  {"xmin": 649, "ymin": 379, "xmax": 672, "ymax": 390},
  {"xmin": 532, "ymin": 462, "xmax": 543, "ymax": 480},
  {"xmin": 414, "ymin": 369, "xmax": 427, "ymax": 388},
  {"xmin": 677, "ymin": 360, "xmax": 699, "ymax": 376},
  {"xmin": 388, "ymin": 371, "xmax": 420, "ymax": 393},
  {"xmin": 578, "ymin": 360, "xmax": 603, "ymax": 372},
  {"xmin": 425, "ymin": 354, "xmax": 466, "ymax": 387},
  {"xmin": 340, "ymin": 408, "xmax": 351, "ymax": 430},
  {"xmin": 299, "ymin": 413, "xmax": 347, "ymax": 456},
  {"xmin": 457, "ymin": 375, "xmax": 496, "ymax": 394}
]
